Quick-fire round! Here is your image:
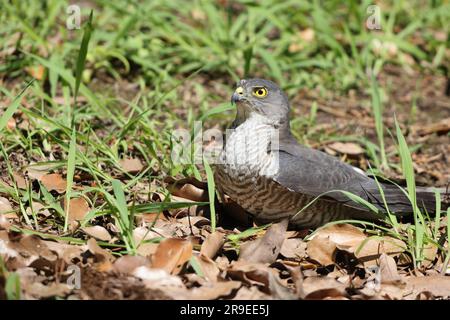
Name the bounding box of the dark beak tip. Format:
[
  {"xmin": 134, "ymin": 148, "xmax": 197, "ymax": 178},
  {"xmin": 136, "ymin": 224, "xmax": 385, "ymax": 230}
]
[{"xmin": 231, "ymin": 93, "xmax": 239, "ymax": 105}]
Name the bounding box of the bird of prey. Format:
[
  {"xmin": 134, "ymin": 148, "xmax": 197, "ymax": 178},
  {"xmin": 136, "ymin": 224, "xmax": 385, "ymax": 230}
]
[{"xmin": 214, "ymin": 78, "xmax": 448, "ymax": 228}]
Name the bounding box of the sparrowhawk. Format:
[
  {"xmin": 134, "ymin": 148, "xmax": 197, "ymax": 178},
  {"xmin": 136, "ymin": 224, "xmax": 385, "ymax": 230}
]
[{"xmin": 214, "ymin": 78, "xmax": 448, "ymax": 228}]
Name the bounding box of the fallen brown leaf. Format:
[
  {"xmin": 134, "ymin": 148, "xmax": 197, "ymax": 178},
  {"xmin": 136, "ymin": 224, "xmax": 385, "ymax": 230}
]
[
  {"xmin": 413, "ymin": 117, "xmax": 450, "ymax": 136},
  {"xmin": 25, "ymin": 65, "xmax": 45, "ymax": 80},
  {"xmin": 355, "ymin": 237, "xmax": 406, "ymax": 266},
  {"xmin": 196, "ymin": 254, "xmax": 220, "ymax": 282},
  {"xmin": 40, "ymin": 173, "xmax": 67, "ymax": 193},
  {"xmin": 165, "ymin": 177, "xmax": 208, "ymax": 202},
  {"xmin": 133, "ymin": 227, "xmax": 160, "ymax": 257},
  {"xmin": 0, "ymin": 214, "xmax": 11, "ymax": 230},
  {"xmin": 405, "ymin": 275, "xmax": 450, "ymax": 298},
  {"xmin": 152, "ymin": 238, "xmax": 193, "ymax": 274},
  {"xmin": 233, "ymin": 286, "xmax": 272, "ymax": 300},
  {"xmin": 44, "ymin": 240, "xmax": 83, "ymax": 264},
  {"xmin": 25, "ymin": 282, "xmax": 71, "ymax": 299},
  {"xmin": 6, "ymin": 118, "xmax": 15, "ymax": 131},
  {"xmin": 13, "ymin": 172, "xmax": 27, "ymax": 189},
  {"xmin": 0, "ymin": 197, "xmax": 13, "ymax": 215},
  {"xmin": 379, "ymin": 253, "xmax": 402, "ymax": 284},
  {"xmin": 306, "ymin": 236, "xmax": 337, "ymax": 266},
  {"xmin": 119, "ymin": 157, "xmax": 144, "ymax": 173},
  {"xmin": 189, "ymin": 281, "xmax": 242, "ymax": 300},
  {"xmin": 64, "ymin": 197, "xmax": 90, "ymax": 223},
  {"xmin": 228, "ymin": 261, "xmax": 295, "ymax": 299},
  {"xmin": 26, "ymin": 163, "xmax": 59, "ymax": 180},
  {"xmin": 26, "ymin": 201, "xmax": 50, "ymax": 217},
  {"xmin": 82, "ymin": 226, "xmax": 112, "ymax": 241},
  {"xmin": 301, "ymin": 276, "xmax": 348, "ymax": 299},
  {"xmin": 280, "ymin": 238, "xmax": 307, "ymax": 259},
  {"xmin": 422, "ymin": 243, "xmax": 438, "ymax": 268},
  {"xmin": 299, "ymin": 28, "xmax": 315, "ymax": 42},
  {"xmin": 86, "ymin": 238, "xmax": 114, "ymax": 271},
  {"xmin": 113, "ymin": 255, "xmax": 151, "ymax": 274},
  {"xmin": 200, "ymin": 231, "xmax": 225, "ymax": 259},
  {"xmin": 133, "ymin": 267, "xmax": 186, "ymax": 298},
  {"xmin": 239, "ymin": 219, "xmax": 288, "ymax": 264},
  {"xmin": 327, "ymin": 142, "xmax": 364, "ymax": 155},
  {"xmin": 307, "ymin": 224, "xmax": 406, "ymax": 266}
]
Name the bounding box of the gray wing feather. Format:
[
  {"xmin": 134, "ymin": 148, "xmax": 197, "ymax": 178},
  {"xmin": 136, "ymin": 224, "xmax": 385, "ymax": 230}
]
[
  {"xmin": 272, "ymin": 135, "xmax": 420, "ymax": 213},
  {"xmin": 274, "ymin": 140, "xmax": 373, "ymax": 201}
]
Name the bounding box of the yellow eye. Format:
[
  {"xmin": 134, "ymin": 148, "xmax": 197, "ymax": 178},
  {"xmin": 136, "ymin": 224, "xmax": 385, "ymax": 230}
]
[{"xmin": 252, "ymin": 87, "xmax": 268, "ymax": 98}]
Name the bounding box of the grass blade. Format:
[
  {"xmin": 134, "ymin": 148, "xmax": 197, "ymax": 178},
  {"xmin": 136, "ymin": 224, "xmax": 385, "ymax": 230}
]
[
  {"xmin": 0, "ymin": 80, "xmax": 33, "ymax": 133},
  {"xmin": 5, "ymin": 273, "xmax": 21, "ymax": 300},
  {"xmin": 63, "ymin": 128, "xmax": 77, "ymax": 232},
  {"xmin": 112, "ymin": 179, "xmax": 130, "ymax": 231},
  {"xmin": 74, "ymin": 10, "xmax": 93, "ymax": 103},
  {"xmin": 434, "ymin": 189, "xmax": 441, "ymax": 240},
  {"xmin": 394, "ymin": 116, "xmax": 425, "ymax": 266},
  {"xmin": 371, "ymin": 75, "xmax": 388, "ymax": 170},
  {"xmin": 203, "ymin": 158, "xmax": 216, "ymax": 232}
]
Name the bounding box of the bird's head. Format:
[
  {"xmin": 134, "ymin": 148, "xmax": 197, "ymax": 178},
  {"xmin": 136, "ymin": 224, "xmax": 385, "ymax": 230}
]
[{"xmin": 231, "ymin": 78, "xmax": 290, "ymax": 126}]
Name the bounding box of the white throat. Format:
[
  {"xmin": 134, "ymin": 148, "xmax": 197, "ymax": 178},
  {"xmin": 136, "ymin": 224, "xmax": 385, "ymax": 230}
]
[{"xmin": 221, "ymin": 113, "xmax": 280, "ymax": 178}]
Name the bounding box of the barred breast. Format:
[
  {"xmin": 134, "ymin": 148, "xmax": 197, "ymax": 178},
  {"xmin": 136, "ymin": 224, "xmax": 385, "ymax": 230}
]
[{"xmin": 214, "ymin": 116, "xmax": 351, "ymax": 228}]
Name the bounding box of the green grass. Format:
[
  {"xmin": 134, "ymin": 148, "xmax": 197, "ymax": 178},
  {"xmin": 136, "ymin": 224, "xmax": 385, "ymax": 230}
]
[{"xmin": 0, "ymin": 256, "xmax": 21, "ymax": 300}]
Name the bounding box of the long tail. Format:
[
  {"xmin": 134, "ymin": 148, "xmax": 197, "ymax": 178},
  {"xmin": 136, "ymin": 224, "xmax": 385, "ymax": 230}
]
[{"xmin": 366, "ymin": 184, "xmax": 450, "ymax": 215}]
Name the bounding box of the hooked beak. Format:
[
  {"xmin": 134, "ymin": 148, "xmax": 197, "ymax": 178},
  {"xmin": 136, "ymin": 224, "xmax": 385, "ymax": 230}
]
[{"xmin": 231, "ymin": 86, "xmax": 244, "ymax": 104}]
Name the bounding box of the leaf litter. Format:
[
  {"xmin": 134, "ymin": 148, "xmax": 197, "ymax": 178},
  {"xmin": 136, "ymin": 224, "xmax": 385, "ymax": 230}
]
[{"xmin": 0, "ymin": 169, "xmax": 449, "ymax": 300}]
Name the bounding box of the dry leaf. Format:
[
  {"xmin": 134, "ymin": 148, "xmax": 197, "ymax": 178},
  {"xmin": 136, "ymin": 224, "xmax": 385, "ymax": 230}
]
[
  {"xmin": 196, "ymin": 254, "xmax": 220, "ymax": 282},
  {"xmin": 133, "ymin": 266, "xmax": 186, "ymax": 298},
  {"xmin": 26, "ymin": 65, "xmax": 45, "ymax": 80},
  {"xmin": 355, "ymin": 237, "xmax": 406, "ymax": 266},
  {"xmin": 6, "ymin": 118, "xmax": 15, "ymax": 131},
  {"xmin": 301, "ymin": 276, "xmax": 347, "ymax": 299},
  {"xmin": 299, "ymin": 28, "xmax": 315, "ymax": 42},
  {"xmin": 26, "ymin": 163, "xmax": 59, "ymax": 180},
  {"xmin": 233, "ymin": 286, "xmax": 272, "ymax": 300},
  {"xmin": 239, "ymin": 219, "xmax": 288, "ymax": 264},
  {"xmin": 18, "ymin": 235, "xmax": 57, "ymax": 262},
  {"xmin": 306, "ymin": 236, "xmax": 336, "ymax": 266},
  {"xmin": 13, "ymin": 172, "xmax": 27, "ymax": 189},
  {"xmin": 82, "ymin": 226, "xmax": 112, "ymax": 241},
  {"xmin": 165, "ymin": 177, "xmax": 208, "ymax": 202},
  {"xmin": 200, "ymin": 231, "xmax": 225, "ymax": 259},
  {"xmin": 413, "ymin": 117, "xmax": 450, "ymax": 136},
  {"xmin": 328, "ymin": 142, "xmax": 364, "ymax": 155},
  {"xmin": 280, "ymin": 238, "xmax": 307, "ymax": 259},
  {"xmin": 191, "ymin": 8, "xmax": 206, "ymax": 21},
  {"xmin": 86, "ymin": 238, "xmax": 114, "ymax": 271},
  {"xmin": 138, "ymin": 212, "xmax": 168, "ymax": 224},
  {"xmin": 44, "ymin": 240, "xmax": 83, "ymax": 264},
  {"xmin": 228, "ymin": 261, "xmax": 295, "ymax": 299},
  {"xmin": 152, "ymin": 238, "xmax": 193, "ymax": 274},
  {"xmin": 26, "ymin": 201, "xmax": 50, "ymax": 217},
  {"xmin": 25, "ymin": 282, "xmax": 71, "ymax": 298},
  {"xmin": 113, "ymin": 255, "xmax": 150, "ymax": 274},
  {"xmin": 189, "ymin": 281, "xmax": 242, "ymax": 300},
  {"xmin": 422, "ymin": 243, "xmax": 438, "ymax": 268},
  {"xmin": 40, "ymin": 173, "xmax": 67, "ymax": 193},
  {"xmin": 379, "ymin": 253, "xmax": 401, "ymax": 284},
  {"xmin": 405, "ymin": 276, "xmax": 450, "ymax": 298},
  {"xmin": 133, "ymin": 227, "xmax": 160, "ymax": 257},
  {"xmin": 0, "ymin": 197, "xmax": 13, "ymax": 215},
  {"xmin": 307, "ymin": 224, "xmax": 406, "ymax": 266},
  {"xmin": 0, "ymin": 214, "xmax": 11, "ymax": 230},
  {"xmin": 119, "ymin": 157, "xmax": 144, "ymax": 173}
]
